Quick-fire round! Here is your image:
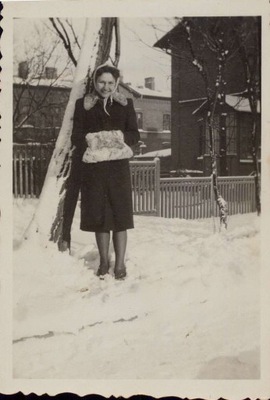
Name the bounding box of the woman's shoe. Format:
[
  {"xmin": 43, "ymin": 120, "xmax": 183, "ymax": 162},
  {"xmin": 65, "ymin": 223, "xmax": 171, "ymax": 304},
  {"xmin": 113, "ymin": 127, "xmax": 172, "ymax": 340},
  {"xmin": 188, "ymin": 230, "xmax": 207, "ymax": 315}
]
[
  {"xmin": 96, "ymin": 264, "xmax": 109, "ymax": 278},
  {"xmin": 58, "ymin": 239, "xmax": 70, "ymax": 253},
  {"xmin": 114, "ymin": 266, "xmax": 127, "ymax": 280}
]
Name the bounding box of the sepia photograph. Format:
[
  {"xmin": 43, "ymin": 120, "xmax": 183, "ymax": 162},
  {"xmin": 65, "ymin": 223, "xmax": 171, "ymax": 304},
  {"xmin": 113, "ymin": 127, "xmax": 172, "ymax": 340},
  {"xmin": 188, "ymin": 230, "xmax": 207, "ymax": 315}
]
[{"xmin": 1, "ymin": 0, "xmax": 270, "ymax": 398}]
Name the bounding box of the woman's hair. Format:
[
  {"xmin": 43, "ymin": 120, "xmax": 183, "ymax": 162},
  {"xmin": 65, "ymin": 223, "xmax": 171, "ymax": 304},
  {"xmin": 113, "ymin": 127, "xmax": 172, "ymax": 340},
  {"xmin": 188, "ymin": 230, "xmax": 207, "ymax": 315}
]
[{"xmin": 94, "ymin": 65, "xmax": 120, "ymax": 81}]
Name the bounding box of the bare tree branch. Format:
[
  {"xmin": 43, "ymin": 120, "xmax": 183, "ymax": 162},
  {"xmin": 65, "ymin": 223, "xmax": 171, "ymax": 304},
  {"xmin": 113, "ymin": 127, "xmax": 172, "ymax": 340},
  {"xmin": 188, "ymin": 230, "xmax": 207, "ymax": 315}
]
[
  {"xmin": 122, "ymin": 21, "xmax": 171, "ymax": 58},
  {"xmin": 66, "ymin": 18, "xmax": 81, "ymax": 50},
  {"xmin": 56, "ymin": 18, "xmax": 73, "ymax": 53},
  {"xmin": 49, "ymin": 18, "xmax": 78, "ymax": 66},
  {"xmin": 14, "ymin": 31, "xmax": 72, "ymax": 130}
]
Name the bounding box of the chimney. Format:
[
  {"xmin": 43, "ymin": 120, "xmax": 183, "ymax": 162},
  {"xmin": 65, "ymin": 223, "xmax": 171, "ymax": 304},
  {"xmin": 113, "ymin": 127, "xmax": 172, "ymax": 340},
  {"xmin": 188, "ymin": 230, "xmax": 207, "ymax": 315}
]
[
  {"xmin": 18, "ymin": 61, "xmax": 29, "ymax": 79},
  {"xmin": 145, "ymin": 77, "xmax": 155, "ymax": 90},
  {"xmin": 45, "ymin": 67, "xmax": 57, "ymax": 79}
]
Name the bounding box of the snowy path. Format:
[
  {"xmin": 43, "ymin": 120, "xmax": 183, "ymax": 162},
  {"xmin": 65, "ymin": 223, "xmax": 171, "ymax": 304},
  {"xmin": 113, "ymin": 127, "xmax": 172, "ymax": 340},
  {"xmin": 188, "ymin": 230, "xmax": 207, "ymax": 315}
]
[{"xmin": 13, "ymin": 199, "xmax": 260, "ymax": 379}]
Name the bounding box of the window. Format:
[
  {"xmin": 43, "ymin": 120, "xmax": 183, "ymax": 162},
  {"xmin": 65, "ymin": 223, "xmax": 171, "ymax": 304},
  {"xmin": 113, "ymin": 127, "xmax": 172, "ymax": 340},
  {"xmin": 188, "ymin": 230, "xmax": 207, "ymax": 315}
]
[
  {"xmin": 163, "ymin": 114, "xmax": 171, "ymax": 131},
  {"xmin": 199, "ymin": 124, "xmax": 204, "ymax": 155},
  {"xmin": 226, "ymin": 113, "xmax": 237, "ymax": 155},
  {"xmin": 203, "ymin": 113, "xmax": 237, "ymax": 155},
  {"xmin": 136, "ymin": 112, "xmax": 143, "ymax": 130},
  {"xmin": 239, "ymin": 113, "xmax": 253, "ymax": 159}
]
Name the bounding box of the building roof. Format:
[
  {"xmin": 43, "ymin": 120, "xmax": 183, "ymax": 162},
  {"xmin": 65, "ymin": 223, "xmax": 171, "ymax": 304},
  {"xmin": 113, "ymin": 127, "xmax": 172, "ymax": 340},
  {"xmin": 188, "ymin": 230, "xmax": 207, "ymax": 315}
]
[
  {"xmin": 192, "ymin": 94, "xmax": 261, "ymax": 115},
  {"xmin": 135, "ymin": 148, "xmax": 171, "ymax": 158},
  {"xmin": 225, "ymin": 95, "xmax": 261, "ymax": 113},
  {"xmin": 13, "ymin": 76, "xmax": 73, "ymax": 89},
  {"xmin": 120, "ymin": 82, "xmax": 171, "ymax": 99},
  {"xmin": 154, "ymin": 22, "xmax": 184, "ymax": 50},
  {"xmin": 154, "ymin": 18, "xmax": 246, "ymax": 50}
]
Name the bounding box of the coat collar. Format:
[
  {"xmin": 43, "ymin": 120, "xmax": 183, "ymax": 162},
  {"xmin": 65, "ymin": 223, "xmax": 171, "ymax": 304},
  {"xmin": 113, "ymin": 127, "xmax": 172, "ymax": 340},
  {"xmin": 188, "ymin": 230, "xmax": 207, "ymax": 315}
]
[{"xmin": 83, "ymin": 91, "xmax": 128, "ymax": 112}]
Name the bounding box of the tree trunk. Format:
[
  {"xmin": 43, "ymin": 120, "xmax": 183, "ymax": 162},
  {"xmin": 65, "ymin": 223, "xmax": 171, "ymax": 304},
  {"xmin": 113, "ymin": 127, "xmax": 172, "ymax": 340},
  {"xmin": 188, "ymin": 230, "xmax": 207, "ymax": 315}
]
[
  {"xmin": 208, "ymin": 110, "xmax": 228, "ymax": 229},
  {"xmin": 219, "ymin": 97, "xmax": 228, "ymax": 176},
  {"xmin": 24, "ymin": 18, "xmax": 118, "ymax": 246}
]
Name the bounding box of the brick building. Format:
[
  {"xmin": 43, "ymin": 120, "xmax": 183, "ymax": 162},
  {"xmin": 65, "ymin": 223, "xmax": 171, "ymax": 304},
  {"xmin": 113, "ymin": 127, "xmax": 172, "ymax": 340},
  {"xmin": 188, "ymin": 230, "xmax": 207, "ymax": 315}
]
[
  {"xmin": 154, "ymin": 17, "xmax": 261, "ymax": 176},
  {"xmin": 118, "ymin": 78, "xmax": 171, "ymax": 154},
  {"xmin": 13, "ymin": 67, "xmax": 72, "ymax": 143}
]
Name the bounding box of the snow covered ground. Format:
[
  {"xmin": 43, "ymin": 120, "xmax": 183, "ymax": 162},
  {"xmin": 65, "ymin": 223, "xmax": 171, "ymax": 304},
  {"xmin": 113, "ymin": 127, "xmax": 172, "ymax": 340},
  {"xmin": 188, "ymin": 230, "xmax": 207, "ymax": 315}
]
[{"xmin": 13, "ymin": 198, "xmax": 260, "ymax": 379}]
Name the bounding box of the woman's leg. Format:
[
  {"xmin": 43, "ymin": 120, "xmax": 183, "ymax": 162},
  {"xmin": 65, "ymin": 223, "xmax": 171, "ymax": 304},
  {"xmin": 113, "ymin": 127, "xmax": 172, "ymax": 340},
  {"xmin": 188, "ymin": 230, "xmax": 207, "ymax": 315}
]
[
  {"xmin": 113, "ymin": 230, "xmax": 127, "ymax": 279},
  {"xmin": 95, "ymin": 231, "xmax": 110, "ymax": 275}
]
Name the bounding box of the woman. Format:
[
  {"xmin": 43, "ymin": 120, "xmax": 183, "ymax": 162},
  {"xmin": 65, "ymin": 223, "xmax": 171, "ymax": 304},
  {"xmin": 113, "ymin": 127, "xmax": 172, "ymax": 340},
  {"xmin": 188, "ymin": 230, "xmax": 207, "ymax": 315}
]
[{"xmin": 70, "ymin": 63, "xmax": 140, "ymax": 280}]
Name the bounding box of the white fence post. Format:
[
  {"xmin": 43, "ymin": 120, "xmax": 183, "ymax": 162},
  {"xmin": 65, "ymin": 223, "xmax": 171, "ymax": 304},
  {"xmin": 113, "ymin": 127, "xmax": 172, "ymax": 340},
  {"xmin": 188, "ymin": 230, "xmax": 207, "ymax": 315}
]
[
  {"xmin": 154, "ymin": 157, "xmax": 161, "ymax": 217},
  {"xmin": 210, "ymin": 174, "xmax": 215, "ymax": 218}
]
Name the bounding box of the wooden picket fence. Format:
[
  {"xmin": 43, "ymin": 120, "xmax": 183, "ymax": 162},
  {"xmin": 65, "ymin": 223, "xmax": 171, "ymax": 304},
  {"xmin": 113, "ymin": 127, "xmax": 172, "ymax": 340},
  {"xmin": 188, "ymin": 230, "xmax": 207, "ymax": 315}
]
[
  {"xmin": 130, "ymin": 159, "xmax": 160, "ymax": 216},
  {"xmin": 13, "ymin": 143, "xmax": 54, "ymax": 197},
  {"xmin": 13, "ymin": 143, "xmax": 257, "ymax": 219},
  {"xmin": 160, "ymin": 176, "xmax": 256, "ymax": 218}
]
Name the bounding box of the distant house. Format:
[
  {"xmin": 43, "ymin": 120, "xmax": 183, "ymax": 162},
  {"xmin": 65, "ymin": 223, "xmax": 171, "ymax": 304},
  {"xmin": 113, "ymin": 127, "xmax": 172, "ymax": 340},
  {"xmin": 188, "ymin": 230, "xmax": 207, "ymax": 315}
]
[
  {"xmin": 118, "ymin": 78, "xmax": 171, "ymax": 154},
  {"xmin": 154, "ymin": 18, "xmax": 261, "ymax": 176},
  {"xmin": 13, "ymin": 64, "xmax": 72, "ymax": 143}
]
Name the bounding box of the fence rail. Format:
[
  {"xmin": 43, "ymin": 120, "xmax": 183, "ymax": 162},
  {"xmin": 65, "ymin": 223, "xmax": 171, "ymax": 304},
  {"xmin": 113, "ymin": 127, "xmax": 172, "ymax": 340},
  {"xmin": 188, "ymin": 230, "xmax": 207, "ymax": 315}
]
[
  {"xmin": 160, "ymin": 176, "xmax": 256, "ymax": 218},
  {"xmin": 13, "ymin": 143, "xmax": 257, "ymax": 219},
  {"xmin": 160, "ymin": 177, "xmax": 211, "ymax": 219}
]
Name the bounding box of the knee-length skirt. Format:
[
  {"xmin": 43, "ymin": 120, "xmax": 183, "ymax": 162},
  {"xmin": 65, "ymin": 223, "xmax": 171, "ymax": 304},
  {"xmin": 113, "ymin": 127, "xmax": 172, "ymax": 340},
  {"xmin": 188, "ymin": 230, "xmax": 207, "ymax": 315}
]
[{"xmin": 80, "ymin": 159, "xmax": 134, "ymax": 232}]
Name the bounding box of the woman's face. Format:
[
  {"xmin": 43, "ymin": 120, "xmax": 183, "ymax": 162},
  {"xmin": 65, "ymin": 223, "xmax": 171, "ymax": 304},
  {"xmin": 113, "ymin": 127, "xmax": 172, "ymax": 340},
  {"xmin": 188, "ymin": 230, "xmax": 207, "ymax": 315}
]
[{"xmin": 95, "ymin": 72, "xmax": 117, "ymax": 98}]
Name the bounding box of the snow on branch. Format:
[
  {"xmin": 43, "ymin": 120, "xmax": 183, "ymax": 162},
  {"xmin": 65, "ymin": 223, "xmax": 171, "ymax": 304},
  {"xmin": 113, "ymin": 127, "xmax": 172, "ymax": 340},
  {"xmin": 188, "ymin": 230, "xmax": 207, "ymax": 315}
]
[{"xmin": 216, "ymin": 193, "xmax": 228, "ymax": 229}]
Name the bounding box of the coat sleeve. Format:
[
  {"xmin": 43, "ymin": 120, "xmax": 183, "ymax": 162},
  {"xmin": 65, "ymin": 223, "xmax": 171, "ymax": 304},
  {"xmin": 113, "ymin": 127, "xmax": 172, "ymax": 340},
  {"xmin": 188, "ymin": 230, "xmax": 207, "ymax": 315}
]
[
  {"xmin": 71, "ymin": 98, "xmax": 87, "ymax": 158},
  {"xmin": 123, "ymin": 98, "xmax": 140, "ymax": 146}
]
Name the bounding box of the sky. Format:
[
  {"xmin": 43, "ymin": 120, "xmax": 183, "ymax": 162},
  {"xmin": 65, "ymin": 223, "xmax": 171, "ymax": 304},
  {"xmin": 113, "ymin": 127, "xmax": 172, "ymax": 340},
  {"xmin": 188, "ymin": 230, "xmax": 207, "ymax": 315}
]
[{"xmin": 13, "ymin": 17, "xmax": 175, "ymax": 92}]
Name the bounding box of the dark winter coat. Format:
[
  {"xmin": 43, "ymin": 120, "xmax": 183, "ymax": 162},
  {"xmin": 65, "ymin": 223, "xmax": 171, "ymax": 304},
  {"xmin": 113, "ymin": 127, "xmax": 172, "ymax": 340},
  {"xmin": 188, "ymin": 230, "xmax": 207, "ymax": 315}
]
[
  {"xmin": 63, "ymin": 96, "xmax": 140, "ymax": 235},
  {"xmin": 71, "ymin": 97, "xmax": 140, "ymax": 152}
]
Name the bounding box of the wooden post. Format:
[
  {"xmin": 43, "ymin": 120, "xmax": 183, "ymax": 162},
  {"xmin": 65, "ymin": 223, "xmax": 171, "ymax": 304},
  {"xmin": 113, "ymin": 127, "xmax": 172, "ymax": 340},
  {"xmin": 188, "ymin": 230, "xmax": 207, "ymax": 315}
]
[
  {"xmin": 211, "ymin": 174, "xmax": 216, "ymax": 232},
  {"xmin": 154, "ymin": 157, "xmax": 161, "ymax": 217},
  {"xmin": 13, "ymin": 146, "xmax": 18, "ymax": 198},
  {"xmin": 24, "ymin": 145, "xmax": 29, "ymax": 198}
]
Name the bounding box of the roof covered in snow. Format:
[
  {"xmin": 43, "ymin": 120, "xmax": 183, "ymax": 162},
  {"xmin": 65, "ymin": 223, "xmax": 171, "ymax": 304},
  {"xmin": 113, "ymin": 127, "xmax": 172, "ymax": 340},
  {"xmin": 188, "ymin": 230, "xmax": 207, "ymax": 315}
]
[
  {"xmin": 132, "ymin": 86, "xmax": 171, "ymax": 98},
  {"xmin": 193, "ymin": 94, "xmax": 261, "ymax": 115},
  {"xmin": 13, "ymin": 76, "xmax": 73, "ymax": 89},
  {"xmin": 135, "ymin": 148, "xmax": 171, "ymax": 158},
  {"xmin": 120, "ymin": 82, "xmax": 171, "ymax": 99},
  {"xmin": 225, "ymin": 95, "xmax": 261, "ymax": 113}
]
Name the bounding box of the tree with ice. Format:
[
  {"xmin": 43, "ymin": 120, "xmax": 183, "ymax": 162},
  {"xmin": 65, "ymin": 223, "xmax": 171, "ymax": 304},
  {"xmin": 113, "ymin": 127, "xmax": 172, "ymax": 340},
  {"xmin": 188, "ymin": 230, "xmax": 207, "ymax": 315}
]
[
  {"xmin": 181, "ymin": 17, "xmax": 233, "ymax": 229},
  {"xmin": 24, "ymin": 18, "xmax": 121, "ymax": 248}
]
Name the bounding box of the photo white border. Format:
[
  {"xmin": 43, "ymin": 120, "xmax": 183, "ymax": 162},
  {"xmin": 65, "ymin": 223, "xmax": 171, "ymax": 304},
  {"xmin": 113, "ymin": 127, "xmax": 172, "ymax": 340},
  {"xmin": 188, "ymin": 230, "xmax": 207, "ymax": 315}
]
[{"xmin": 1, "ymin": 0, "xmax": 270, "ymax": 398}]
